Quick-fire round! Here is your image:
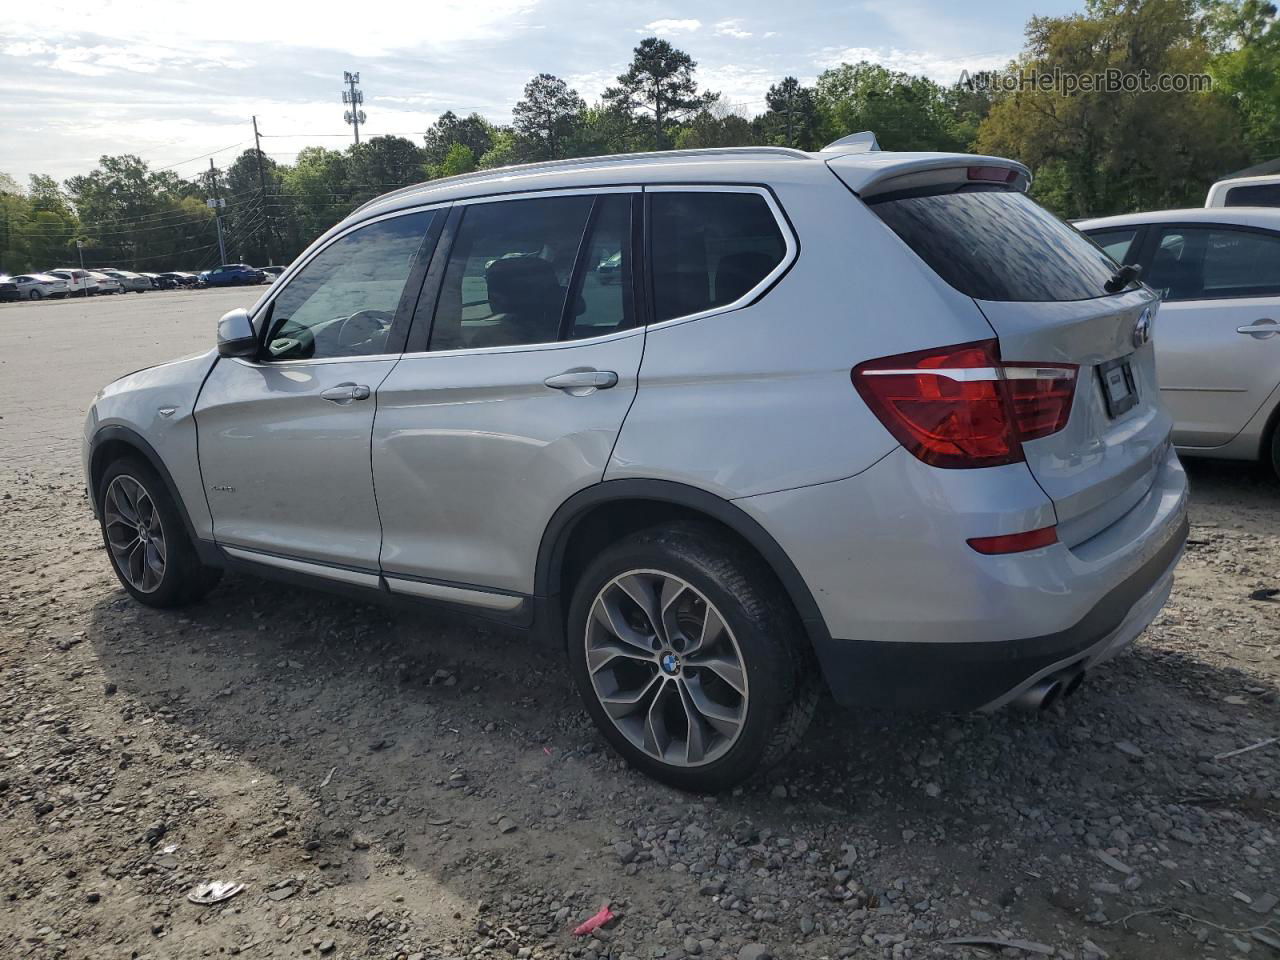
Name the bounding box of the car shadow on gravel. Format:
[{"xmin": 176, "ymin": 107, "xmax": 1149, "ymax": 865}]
[{"xmin": 84, "ymin": 553, "xmax": 1278, "ymax": 953}]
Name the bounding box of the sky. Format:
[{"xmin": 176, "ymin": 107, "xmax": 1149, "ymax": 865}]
[{"xmin": 2, "ymin": 0, "xmax": 1085, "ymax": 185}]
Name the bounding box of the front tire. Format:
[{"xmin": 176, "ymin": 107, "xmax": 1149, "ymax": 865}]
[
  {"xmin": 97, "ymin": 457, "xmax": 221, "ymax": 607},
  {"xmin": 566, "ymin": 524, "xmax": 816, "ymax": 792},
  {"xmin": 1270, "ymin": 421, "xmax": 1280, "ymax": 481},
  {"xmin": 27, "ymin": 289, "xmax": 42, "ymax": 300}
]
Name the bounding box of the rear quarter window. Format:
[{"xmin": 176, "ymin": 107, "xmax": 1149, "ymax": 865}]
[
  {"xmin": 649, "ymin": 191, "xmax": 788, "ymax": 322},
  {"xmin": 869, "ymin": 188, "xmax": 1120, "ymax": 302}
]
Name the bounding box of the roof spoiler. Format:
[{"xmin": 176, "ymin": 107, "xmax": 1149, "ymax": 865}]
[{"xmin": 820, "ymin": 131, "xmax": 880, "ymax": 154}]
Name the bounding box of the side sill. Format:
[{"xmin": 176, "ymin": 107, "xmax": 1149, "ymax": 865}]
[{"xmin": 211, "ymin": 542, "xmax": 533, "ymax": 628}]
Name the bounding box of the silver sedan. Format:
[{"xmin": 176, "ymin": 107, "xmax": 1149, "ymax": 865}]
[
  {"xmin": 10, "ymin": 273, "xmax": 70, "ymax": 300},
  {"xmin": 1079, "ymin": 207, "xmax": 1280, "ymax": 477}
]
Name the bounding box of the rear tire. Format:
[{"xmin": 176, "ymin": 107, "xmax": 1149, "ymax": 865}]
[
  {"xmin": 566, "ymin": 524, "xmax": 816, "ymax": 792},
  {"xmin": 97, "ymin": 457, "xmax": 222, "ymax": 607},
  {"xmin": 27, "ymin": 289, "xmax": 42, "ymax": 300}
]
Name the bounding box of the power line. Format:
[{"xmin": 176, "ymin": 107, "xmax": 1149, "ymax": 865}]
[{"xmin": 154, "ymin": 141, "xmax": 248, "ymax": 172}]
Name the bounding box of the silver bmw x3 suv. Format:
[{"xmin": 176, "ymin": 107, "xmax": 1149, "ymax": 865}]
[{"xmin": 84, "ymin": 138, "xmax": 1189, "ymax": 791}]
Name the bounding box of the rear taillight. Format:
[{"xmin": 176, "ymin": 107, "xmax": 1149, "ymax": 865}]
[{"xmin": 852, "ymin": 339, "xmax": 1077, "ymax": 469}]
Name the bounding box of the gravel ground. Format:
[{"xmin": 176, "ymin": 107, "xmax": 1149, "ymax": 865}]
[{"xmin": 1, "ymin": 294, "xmax": 1277, "ymax": 960}]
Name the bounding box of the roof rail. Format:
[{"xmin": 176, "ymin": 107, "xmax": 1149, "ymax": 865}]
[
  {"xmin": 820, "ymin": 131, "xmax": 880, "ymax": 153},
  {"xmin": 352, "ymin": 145, "xmax": 812, "ymax": 214}
]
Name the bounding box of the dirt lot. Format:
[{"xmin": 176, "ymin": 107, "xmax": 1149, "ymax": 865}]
[{"xmin": 1, "ymin": 292, "xmax": 1277, "ymax": 960}]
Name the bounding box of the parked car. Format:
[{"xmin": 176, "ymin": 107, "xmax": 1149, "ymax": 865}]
[
  {"xmin": 260, "ymin": 265, "xmax": 285, "ymax": 281},
  {"xmin": 84, "ymin": 141, "xmax": 1188, "ymax": 790},
  {"xmin": 46, "ymin": 268, "xmax": 97, "ymax": 296},
  {"xmin": 0, "ymin": 278, "xmax": 18, "ymax": 302},
  {"xmin": 158, "ymin": 271, "xmax": 199, "ymax": 287},
  {"xmin": 200, "ymin": 263, "xmax": 266, "ymax": 286},
  {"xmin": 11, "ymin": 273, "xmax": 70, "ymax": 299},
  {"xmin": 87, "ymin": 271, "xmax": 122, "ymax": 294},
  {"xmin": 1206, "ymin": 174, "xmax": 1280, "ymax": 208},
  {"xmin": 143, "ymin": 272, "xmax": 178, "ymax": 290},
  {"xmin": 99, "ymin": 268, "xmax": 152, "ymax": 293},
  {"xmin": 1078, "ymin": 207, "xmax": 1280, "ymax": 478}
]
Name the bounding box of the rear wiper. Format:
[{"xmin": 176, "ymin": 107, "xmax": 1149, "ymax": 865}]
[{"xmin": 1104, "ymin": 263, "xmax": 1142, "ymax": 294}]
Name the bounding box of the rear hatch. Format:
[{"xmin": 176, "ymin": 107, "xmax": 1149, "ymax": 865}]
[{"xmin": 846, "ymin": 161, "xmax": 1169, "ymax": 546}]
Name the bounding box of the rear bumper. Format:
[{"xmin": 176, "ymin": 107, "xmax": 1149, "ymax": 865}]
[
  {"xmin": 811, "ymin": 513, "xmax": 1185, "ymax": 710},
  {"xmin": 735, "ymin": 443, "xmax": 1189, "ymax": 711}
]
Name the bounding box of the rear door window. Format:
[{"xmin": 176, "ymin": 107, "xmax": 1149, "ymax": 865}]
[
  {"xmin": 648, "ymin": 191, "xmax": 788, "ymax": 322},
  {"xmin": 1146, "ymin": 226, "xmax": 1280, "ymax": 300},
  {"xmin": 869, "ymin": 188, "xmax": 1120, "ymax": 302}
]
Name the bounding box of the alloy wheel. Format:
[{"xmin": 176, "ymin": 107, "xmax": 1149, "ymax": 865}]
[
  {"xmin": 585, "ymin": 569, "xmax": 749, "ymax": 767},
  {"xmin": 103, "ymin": 475, "xmax": 167, "ymax": 593}
]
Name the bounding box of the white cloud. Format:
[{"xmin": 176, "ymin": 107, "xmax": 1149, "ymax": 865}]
[
  {"xmin": 643, "ymin": 18, "xmax": 701, "ymax": 34},
  {"xmin": 714, "ymin": 19, "xmax": 752, "ymax": 40},
  {"xmin": 815, "ymin": 45, "xmax": 1015, "ymax": 83},
  {"xmin": 3, "ymin": 0, "xmax": 540, "ymax": 58}
]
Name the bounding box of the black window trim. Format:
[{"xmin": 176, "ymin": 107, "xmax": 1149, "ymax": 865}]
[
  {"xmin": 1132, "ymin": 220, "xmax": 1280, "ymax": 303},
  {"xmin": 241, "ymin": 203, "xmax": 448, "ymax": 367}
]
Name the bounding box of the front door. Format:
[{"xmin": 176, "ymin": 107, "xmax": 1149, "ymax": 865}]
[
  {"xmin": 195, "ymin": 208, "xmax": 441, "ymax": 574},
  {"xmin": 1140, "ymin": 224, "xmax": 1280, "ymax": 447},
  {"xmin": 374, "ymin": 190, "xmax": 644, "ymax": 600}
]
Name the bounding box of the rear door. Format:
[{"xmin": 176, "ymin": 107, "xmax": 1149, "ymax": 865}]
[
  {"xmin": 869, "ymin": 184, "xmax": 1169, "ymax": 545},
  {"xmin": 1133, "ymin": 223, "xmax": 1280, "ymax": 447},
  {"xmin": 373, "ymin": 189, "xmax": 644, "ymax": 603}
]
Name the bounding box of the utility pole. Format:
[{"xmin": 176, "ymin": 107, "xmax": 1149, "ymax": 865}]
[
  {"xmin": 207, "ymin": 158, "xmax": 227, "ymax": 265},
  {"xmin": 252, "ymin": 115, "xmax": 275, "ymax": 265},
  {"xmin": 342, "ymin": 71, "xmax": 366, "ymax": 145}
]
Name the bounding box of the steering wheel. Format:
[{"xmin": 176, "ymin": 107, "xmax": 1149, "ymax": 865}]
[{"xmin": 336, "ymin": 309, "xmax": 394, "ymax": 353}]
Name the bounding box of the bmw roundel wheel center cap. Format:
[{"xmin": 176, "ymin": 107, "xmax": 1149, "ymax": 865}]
[{"xmin": 660, "ymin": 652, "xmax": 682, "ymax": 676}]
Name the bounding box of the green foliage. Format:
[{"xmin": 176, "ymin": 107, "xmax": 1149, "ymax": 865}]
[
  {"xmin": 604, "ymin": 38, "xmax": 719, "ymax": 148},
  {"xmin": 674, "ymin": 109, "xmax": 755, "ymax": 149},
  {"xmin": 478, "ymin": 130, "xmax": 522, "ymax": 170},
  {"xmin": 975, "ymin": 0, "xmax": 1246, "ymax": 217},
  {"xmin": 424, "ymin": 111, "xmax": 495, "ymax": 167},
  {"xmin": 431, "ymin": 143, "xmax": 478, "ymax": 179},
  {"xmin": 1208, "ymin": 0, "xmax": 1280, "ymax": 162},
  {"xmin": 759, "ymin": 77, "xmax": 820, "ymax": 149},
  {"xmin": 513, "ymin": 74, "xmax": 586, "ymax": 160},
  {"xmin": 815, "ymin": 62, "xmax": 971, "ymax": 152}
]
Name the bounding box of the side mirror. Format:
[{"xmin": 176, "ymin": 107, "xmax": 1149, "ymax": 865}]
[{"xmin": 217, "ymin": 308, "xmax": 258, "ymax": 358}]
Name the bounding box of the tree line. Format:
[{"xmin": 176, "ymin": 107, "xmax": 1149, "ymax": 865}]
[{"xmin": 2, "ymin": 0, "xmax": 1277, "ymax": 274}]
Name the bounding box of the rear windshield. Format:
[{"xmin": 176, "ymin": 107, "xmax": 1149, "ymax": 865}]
[{"xmin": 869, "ymin": 187, "xmax": 1120, "ymax": 302}]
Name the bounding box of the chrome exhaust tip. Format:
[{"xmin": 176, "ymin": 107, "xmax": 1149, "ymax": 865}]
[
  {"xmin": 1060, "ymin": 667, "xmax": 1087, "ymax": 699},
  {"xmin": 1012, "ymin": 677, "xmax": 1063, "ymax": 712}
]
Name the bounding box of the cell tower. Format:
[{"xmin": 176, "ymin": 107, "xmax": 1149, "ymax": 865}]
[{"xmin": 342, "ymin": 71, "xmax": 366, "ymax": 145}]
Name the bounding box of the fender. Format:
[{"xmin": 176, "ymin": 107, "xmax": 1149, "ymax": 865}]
[
  {"xmin": 534, "ymin": 478, "xmax": 831, "ymax": 646},
  {"xmin": 88, "ymin": 425, "xmax": 218, "ymax": 564}
]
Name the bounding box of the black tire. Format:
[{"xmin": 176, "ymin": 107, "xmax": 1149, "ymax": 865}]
[
  {"xmin": 97, "ymin": 457, "xmax": 221, "ymax": 607},
  {"xmin": 566, "ymin": 523, "xmax": 817, "ymax": 792},
  {"xmin": 27, "ymin": 290, "xmax": 41, "ymax": 301},
  {"xmin": 1270, "ymin": 420, "xmax": 1280, "ymax": 481}
]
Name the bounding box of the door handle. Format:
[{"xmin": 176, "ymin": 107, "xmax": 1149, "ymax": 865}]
[
  {"xmin": 544, "ymin": 369, "xmax": 619, "ymax": 395},
  {"xmin": 1237, "ymin": 319, "xmax": 1278, "ymax": 339},
  {"xmin": 321, "ymin": 383, "xmax": 371, "ymax": 404}
]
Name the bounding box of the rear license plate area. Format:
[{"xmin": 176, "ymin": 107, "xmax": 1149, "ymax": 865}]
[{"xmin": 1098, "ymin": 356, "xmax": 1138, "ymax": 417}]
